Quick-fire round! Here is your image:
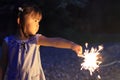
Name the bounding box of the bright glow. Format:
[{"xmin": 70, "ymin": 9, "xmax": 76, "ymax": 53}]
[
  {"xmin": 80, "ymin": 43, "xmax": 103, "ymax": 76},
  {"xmin": 97, "ymin": 75, "xmax": 101, "ymax": 79}
]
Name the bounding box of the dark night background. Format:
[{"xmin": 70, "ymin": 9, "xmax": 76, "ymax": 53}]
[
  {"xmin": 0, "ymin": 0, "xmax": 120, "ymax": 44},
  {"xmin": 0, "ymin": 0, "xmax": 120, "ymax": 80}
]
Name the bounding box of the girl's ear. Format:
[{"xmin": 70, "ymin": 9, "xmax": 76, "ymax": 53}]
[{"xmin": 17, "ymin": 17, "xmax": 20, "ymax": 25}]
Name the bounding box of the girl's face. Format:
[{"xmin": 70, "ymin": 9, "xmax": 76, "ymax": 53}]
[{"xmin": 23, "ymin": 11, "xmax": 42, "ymax": 36}]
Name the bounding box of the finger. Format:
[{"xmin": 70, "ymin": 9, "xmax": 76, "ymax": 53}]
[{"xmin": 77, "ymin": 54, "xmax": 84, "ymax": 58}]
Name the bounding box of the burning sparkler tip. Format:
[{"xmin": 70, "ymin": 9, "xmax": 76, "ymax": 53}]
[
  {"xmin": 80, "ymin": 43, "xmax": 103, "ymax": 78},
  {"xmin": 97, "ymin": 75, "xmax": 101, "ymax": 80}
]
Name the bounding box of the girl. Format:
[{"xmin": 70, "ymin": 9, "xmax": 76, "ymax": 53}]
[{"xmin": 0, "ymin": 2, "xmax": 82, "ymax": 80}]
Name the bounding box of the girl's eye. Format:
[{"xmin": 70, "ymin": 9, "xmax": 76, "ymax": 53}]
[
  {"xmin": 35, "ymin": 20, "xmax": 37, "ymax": 22},
  {"xmin": 35, "ymin": 19, "xmax": 40, "ymax": 23}
]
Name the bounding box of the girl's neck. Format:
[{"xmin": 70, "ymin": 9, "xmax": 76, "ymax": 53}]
[{"xmin": 16, "ymin": 30, "xmax": 30, "ymax": 40}]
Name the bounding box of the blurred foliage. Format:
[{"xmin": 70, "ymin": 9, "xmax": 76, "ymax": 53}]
[{"xmin": 0, "ymin": 0, "xmax": 120, "ymax": 45}]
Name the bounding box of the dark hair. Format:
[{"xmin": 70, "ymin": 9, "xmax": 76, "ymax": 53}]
[
  {"xmin": 17, "ymin": 2, "xmax": 42, "ymax": 19},
  {"xmin": 12, "ymin": 2, "xmax": 42, "ymax": 34}
]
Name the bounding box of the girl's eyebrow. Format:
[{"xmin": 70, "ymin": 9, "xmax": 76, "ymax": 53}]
[{"xmin": 31, "ymin": 13, "xmax": 41, "ymax": 18}]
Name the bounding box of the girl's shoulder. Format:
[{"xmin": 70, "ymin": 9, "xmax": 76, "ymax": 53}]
[
  {"xmin": 35, "ymin": 34, "xmax": 42, "ymax": 37},
  {"xmin": 35, "ymin": 33, "xmax": 42, "ymax": 41},
  {"xmin": 4, "ymin": 34, "xmax": 43, "ymax": 44},
  {"xmin": 4, "ymin": 35, "xmax": 16, "ymax": 44}
]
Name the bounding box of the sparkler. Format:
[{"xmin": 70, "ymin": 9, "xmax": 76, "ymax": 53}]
[{"xmin": 78, "ymin": 43, "xmax": 103, "ymax": 79}]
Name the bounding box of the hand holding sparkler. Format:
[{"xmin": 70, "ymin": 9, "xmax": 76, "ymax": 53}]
[{"xmin": 71, "ymin": 43, "xmax": 83, "ymax": 57}]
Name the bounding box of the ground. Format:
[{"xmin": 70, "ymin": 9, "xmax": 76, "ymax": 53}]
[
  {"xmin": 40, "ymin": 42, "xmax": 120, "ymax": 80},
  {"xmin": 0, "ymin": 42, "xmax": 120, "ymax": 80}
]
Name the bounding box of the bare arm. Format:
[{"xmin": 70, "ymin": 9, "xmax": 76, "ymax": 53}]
[
  {"xmin": 37, "ymin": 35, "xmax": 83, "ymax": 55},
  {"xmin": 0, "ymin": 41, "xmax": 8, "ymax": 80}
]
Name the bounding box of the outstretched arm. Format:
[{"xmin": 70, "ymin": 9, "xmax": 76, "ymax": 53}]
[{"xmin": 37, "ymin": 35, "xmax": 83, "ymax": 56}]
